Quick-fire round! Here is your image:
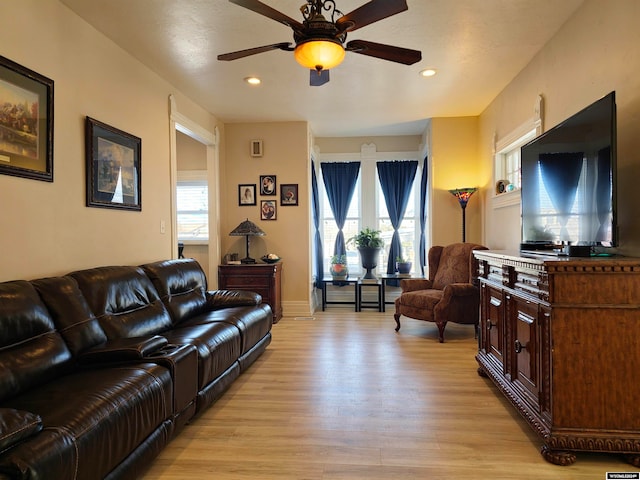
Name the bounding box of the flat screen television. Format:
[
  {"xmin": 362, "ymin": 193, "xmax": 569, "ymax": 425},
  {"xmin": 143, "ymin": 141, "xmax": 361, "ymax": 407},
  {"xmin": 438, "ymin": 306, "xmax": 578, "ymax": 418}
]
[{"xmin": 520, "ymin": 91, "xmax": 617, "ymax": 255}]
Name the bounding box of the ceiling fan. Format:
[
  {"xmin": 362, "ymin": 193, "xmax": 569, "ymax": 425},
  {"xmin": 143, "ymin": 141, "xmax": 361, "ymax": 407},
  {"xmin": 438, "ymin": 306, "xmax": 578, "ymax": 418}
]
[{"xmin": 217, "ymin": 0, "xmax": 422, "ymax": 86}]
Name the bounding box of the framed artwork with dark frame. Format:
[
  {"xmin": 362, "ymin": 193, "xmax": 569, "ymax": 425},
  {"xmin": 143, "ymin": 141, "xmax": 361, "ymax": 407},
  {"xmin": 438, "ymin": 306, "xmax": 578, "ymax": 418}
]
[
  {"xmin": 85, "ymin": 116, "xmax": 141, "ymax": 211},
  {"xmin": 0, "ymin": 55, "xmax": 54, "ymax": 182},
  {"xmin": 238, "ymin": 183, "xmax": 256, "ymax": 205},
  {"xmin": 260, "ymin": 200, "xmax": 277, "ymax": 220},
  {"xmin": 280, "ymin": 183, "xmax": 298, "ymax": 206},
  {"xmin": 259, "ymin": 174, "xmax": 276, "ymax": 196}
]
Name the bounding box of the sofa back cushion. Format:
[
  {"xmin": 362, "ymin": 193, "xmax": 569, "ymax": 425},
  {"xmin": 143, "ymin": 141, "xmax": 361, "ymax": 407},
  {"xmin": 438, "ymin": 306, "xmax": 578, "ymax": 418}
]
[
  {"xmin": 69, "ymin": 266, "xmax": 173, "ymax": 339},
  {"xmin": 0, "ymin": 281, "xmax": 72, "ymax": 402},
  {"xmin": 141, "ymin": 259, "xmax": 208, "ymax": 325},
  {"xmin": 32, "ymin": 276, "xmax": 108, "ymax": 355}
]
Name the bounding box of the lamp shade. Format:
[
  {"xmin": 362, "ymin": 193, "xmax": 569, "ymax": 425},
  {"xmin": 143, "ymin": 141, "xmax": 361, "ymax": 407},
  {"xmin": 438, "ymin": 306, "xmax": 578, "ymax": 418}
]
[
  {"xmin": 448, "ymin": 188, "xmax": 477, "ymax": 208},
  {"xmin": 294, "ymin": 39, "xmax": 345, "ymax": 71},
  {"xmin": 229, "ymin": 219, "xmax": 265, "ymax": 237}
]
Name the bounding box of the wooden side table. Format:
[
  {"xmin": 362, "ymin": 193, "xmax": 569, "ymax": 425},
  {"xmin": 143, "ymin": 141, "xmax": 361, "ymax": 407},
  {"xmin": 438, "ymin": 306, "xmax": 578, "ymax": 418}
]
[{"xmin": 218, "ymin": 263, "xmax": 282, "ymax": 323}]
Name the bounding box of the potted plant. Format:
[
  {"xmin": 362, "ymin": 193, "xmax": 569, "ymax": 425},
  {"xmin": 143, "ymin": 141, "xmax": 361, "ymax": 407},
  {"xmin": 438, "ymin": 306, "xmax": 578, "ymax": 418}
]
[
  {"xmin": 395, "ymin": 255, "xmax": 412, "ymax": 275},
  {"xmin": 347, "ymin": 227, "xmax": 384, "ymax": 279},
  {"xmin": 330, "ymin": 254, "xmax": 348, "ymax": 280}
]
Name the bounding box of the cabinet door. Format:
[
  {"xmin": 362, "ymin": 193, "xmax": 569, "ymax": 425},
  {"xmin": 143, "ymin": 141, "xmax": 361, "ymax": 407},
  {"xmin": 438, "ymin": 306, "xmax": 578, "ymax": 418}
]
[
  {"xmin": 509, "ymin": 294, "xmax": 540, "ymax": 409},
  {"xmin": 480, "ymin": 283, "xmax": 505, "ymax": 371}
]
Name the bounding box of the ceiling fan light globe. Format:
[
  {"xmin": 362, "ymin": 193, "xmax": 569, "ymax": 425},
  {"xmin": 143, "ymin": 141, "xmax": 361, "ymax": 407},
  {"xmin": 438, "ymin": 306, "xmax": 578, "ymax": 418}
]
[{"xmin": 294, "ymin": 40, "xmax": 345, "ymax": 71}]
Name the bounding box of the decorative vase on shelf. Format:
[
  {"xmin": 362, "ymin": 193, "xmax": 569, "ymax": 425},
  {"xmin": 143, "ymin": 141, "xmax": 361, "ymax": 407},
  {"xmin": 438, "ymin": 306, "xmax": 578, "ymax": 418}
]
[
  {"xmin": 395, "ymin": 261, "xmax": 412, "ymax": 275},
  {"xmin": 330, "ymin": 255, "xmax": 348, "ymax": 280},
  {"xmin": 359, "ymin": 246, "xmax": 381, "ymax": 279},
  {"xmin": 347, "ymin": 227, "xmax": 384, "ymax": 281}
]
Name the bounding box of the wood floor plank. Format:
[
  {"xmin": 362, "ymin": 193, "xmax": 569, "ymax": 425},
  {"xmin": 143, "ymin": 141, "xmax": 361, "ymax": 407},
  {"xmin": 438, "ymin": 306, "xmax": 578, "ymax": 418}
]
[{"xmin": 140, "ymin": 311, "xmax": 632, "ymax": 479}]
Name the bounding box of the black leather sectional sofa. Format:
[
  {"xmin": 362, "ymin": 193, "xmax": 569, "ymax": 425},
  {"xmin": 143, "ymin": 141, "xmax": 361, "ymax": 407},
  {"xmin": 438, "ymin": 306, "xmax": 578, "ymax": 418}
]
[{"xmin": 0, "ymin": 258, "xmax": 273, "ymax": 479}]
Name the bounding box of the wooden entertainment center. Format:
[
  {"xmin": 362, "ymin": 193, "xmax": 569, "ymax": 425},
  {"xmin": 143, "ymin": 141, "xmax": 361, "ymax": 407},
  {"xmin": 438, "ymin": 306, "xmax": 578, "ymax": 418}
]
[{"xmin": 474, "ymin": 250, "xmax": 640, "ymax": 466}]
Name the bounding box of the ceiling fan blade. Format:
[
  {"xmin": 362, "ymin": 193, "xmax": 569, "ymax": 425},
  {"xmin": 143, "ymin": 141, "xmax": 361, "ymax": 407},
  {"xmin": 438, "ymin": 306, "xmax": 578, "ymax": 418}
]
[
  {"xmin": 336, "ymin": 0, "xmax": 408, "ymax": 33},
  {"xmin": 218, "ymin": 42, "xmax": 293, "ymax": 61},
  {"xmin": 229, "ymin": 0, "xmax": 304, "ymax": 31},
  {"xmin": 346, "ymin": 40, "xmax": 421, "ymax": 65},
  {"xmin": 310, "ymin": 69, "xmax": 330, "ymax": 87}
]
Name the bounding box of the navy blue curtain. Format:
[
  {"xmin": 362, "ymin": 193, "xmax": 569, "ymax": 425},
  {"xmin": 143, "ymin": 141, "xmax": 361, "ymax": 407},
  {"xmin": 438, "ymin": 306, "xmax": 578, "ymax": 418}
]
[
  {"xmin": 418, "ymin": 158, "xmax": 428, "ymax": 276},
  {"xmin": 377, "ymin": 160, "xmax": 419, "ymax": 277},
  {"xmin": 539, "ymin": 152, "xmax": 583, "ymax": 240},
  {"xmin": 320, "ymin": 162, "xmax": 361, "ymax": 257},
  {"xmin": 311, "ymin": 161, "xmax": 323, "ymax": 286}
]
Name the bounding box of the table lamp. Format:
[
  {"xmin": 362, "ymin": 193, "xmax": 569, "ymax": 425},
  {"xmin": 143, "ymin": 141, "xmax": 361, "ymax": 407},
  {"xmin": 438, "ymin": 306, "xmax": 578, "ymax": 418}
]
[{"xmin": 229, "ymin": 219, "xmax": 265, "ymax": 264}]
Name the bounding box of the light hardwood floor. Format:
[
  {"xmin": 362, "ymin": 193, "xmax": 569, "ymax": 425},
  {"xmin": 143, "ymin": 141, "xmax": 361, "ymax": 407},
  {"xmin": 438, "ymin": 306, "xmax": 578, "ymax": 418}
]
[{"xmin": 140, "ymin": 311, "xmax": 632, "ymax": 479}]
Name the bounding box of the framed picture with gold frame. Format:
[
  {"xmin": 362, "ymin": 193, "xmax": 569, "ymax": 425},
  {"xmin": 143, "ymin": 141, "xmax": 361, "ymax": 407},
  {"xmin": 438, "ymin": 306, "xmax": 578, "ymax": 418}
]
[{"xmin": 0, "ymin": 55, "xmax": 54, "ymax": 182}]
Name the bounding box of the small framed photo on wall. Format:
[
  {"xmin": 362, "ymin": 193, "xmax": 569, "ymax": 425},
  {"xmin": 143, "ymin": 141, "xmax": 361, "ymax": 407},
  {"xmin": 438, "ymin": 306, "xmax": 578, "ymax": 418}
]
[
  {"xmin": 260, "ymin": 200, "xmax": 276, "ymax": 220},
  {"xmin": 238, "ymin": 184, "xmax": 256, "ymax": 205},
  {"xmin": 280, "ymin": 184, "xmax": 298, "ymax": 206},
  {"xmin": 260, "ymin": 175, "xmax": 276, "ymax": 196}
]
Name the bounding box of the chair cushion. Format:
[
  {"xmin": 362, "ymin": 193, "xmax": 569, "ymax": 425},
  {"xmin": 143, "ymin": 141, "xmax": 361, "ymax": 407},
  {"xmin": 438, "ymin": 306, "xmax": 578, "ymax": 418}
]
[
  {"xmin": 398, "ymin": 289, "xmax": 443, "ymax": 310},
  {"xmin": 432, "ymin": 244, "xmax": 475, "ymax": 290}
]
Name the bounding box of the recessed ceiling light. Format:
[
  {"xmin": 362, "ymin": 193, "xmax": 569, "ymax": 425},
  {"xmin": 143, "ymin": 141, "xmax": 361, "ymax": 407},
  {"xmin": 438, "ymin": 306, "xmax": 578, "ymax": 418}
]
[
  {"xmin": 419, "ymin": 68, "xmax": 437, "ymax": 78},
  {"xmin": 244, "ymin": 76, "xmax": 261, "ymax": 85}
]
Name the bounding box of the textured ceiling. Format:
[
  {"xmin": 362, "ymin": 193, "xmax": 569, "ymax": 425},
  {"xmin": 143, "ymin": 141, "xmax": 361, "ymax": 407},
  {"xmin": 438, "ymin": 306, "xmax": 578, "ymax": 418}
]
[{"xmin": 60, "ymin": 0, "xmax": 584, "ymax": 137}]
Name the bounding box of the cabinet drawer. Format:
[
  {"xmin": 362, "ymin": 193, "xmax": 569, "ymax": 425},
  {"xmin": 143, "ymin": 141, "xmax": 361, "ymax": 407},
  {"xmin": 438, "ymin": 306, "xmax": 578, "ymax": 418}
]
[{"xmin": 221, "ymin": 276, "xmax": 269, "ymax": 288}]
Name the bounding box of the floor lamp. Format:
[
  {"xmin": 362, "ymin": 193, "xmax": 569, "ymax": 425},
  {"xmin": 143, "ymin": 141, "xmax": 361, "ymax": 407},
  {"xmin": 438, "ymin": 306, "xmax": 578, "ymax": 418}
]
[{"xmin": 449, "ymin": 188, "xmax": 477, "ymax": 243}]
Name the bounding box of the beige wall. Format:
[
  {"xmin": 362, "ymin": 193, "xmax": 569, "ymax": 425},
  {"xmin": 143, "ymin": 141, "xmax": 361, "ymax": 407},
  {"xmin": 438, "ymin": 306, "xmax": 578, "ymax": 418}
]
[
  {"xmin": 479, "ymin": 0, "xmax": 640, "ymax": 254},
  {"xmin": 0, "ymin": 0, "xmax": 217, "ymax": 282},
  {"xmin": 429, "ymin": 117, "xmax": 486, "ymax": 246},
  {"xmin": 222, "ymin": 122, "xmax": 312, "ymax": 316}
]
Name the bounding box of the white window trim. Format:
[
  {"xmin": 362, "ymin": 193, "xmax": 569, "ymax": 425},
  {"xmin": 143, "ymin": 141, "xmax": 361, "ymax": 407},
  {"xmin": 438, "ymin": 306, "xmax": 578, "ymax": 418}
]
[
  {"xmin": 492, "ymin": 95, "xmax": 544, "ymax": 210},
  {"xmin": 314, "ymin": 143, "xmax": 422, "ymax": 274}
]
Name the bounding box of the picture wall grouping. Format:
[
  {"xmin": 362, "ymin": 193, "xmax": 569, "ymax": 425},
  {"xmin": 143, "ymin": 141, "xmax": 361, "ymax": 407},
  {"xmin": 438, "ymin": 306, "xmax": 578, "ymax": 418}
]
[{"xmin": 239, "ymin": 175, "xmax": 298, "ymax": 220}]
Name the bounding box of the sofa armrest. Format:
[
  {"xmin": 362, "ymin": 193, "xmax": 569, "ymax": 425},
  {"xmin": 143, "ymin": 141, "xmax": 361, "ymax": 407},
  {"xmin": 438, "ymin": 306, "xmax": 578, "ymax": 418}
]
[
  {"xmin": 400, "ymin": 278, "xmax": 433, "ymax": 292},
  {"xmin": 0, "ymin": 409, "xmax": 42, "ymax": 452},
  {"xmin": 206, "ymin": 289, "xmax": 263, "ymax": 308},
  {"xmin": 78, "ymin": 335, "xmax": 168, "ymax": 364}
]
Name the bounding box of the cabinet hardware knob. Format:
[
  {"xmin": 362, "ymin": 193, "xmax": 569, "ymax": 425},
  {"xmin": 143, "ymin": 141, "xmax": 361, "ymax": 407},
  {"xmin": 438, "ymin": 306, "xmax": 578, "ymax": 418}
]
[
  {"xmin": 487, "ymin": 320, "xmax": 495, "ymax": 330},
  {"xmin": 514, "ymin": 339, "xmax": 526, "ymax": 353}
]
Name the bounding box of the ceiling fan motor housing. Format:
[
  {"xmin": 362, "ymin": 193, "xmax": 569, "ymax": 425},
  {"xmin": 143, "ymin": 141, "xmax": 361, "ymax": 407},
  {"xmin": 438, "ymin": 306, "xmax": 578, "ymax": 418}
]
[{"xmin": 294, "ymin": 9, "xmax": 347, "ymax": 71}]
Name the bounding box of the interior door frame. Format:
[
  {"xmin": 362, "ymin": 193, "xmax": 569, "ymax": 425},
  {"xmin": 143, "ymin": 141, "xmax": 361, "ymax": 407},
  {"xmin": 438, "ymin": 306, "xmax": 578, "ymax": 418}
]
[{"xmin": 169, "ymin": 95, "xmax": 221, "ymax": 287}]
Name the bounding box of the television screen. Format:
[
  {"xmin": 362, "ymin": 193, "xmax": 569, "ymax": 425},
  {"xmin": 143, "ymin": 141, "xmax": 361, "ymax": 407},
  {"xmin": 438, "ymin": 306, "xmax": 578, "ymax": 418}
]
[{"xmin": 520, "ymin": 92, "xmax": 617, "ymax": 249}]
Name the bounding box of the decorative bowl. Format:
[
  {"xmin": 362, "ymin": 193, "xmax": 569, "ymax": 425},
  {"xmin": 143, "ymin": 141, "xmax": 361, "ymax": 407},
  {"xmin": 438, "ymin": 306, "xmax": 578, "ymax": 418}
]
[{"xmin": 261, "ymin": 255, "xmax": 280, "ymax": 264}]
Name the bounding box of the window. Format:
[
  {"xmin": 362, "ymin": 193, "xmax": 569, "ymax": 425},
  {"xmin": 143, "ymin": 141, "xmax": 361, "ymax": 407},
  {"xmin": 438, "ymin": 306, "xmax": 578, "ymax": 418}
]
[
  {"xmin": 176, "ymin": 170, "xmax": 208, "ymax": 242},
  {"xmin": 319, "ymin": 160, "xmax": 422, "ymax": 275},
  {"xmin": 495, "ymin": 130, "xmax": 536, "ymax": 193},
  {"xmin": 493, "ymin": 95, "xmax": 544, "ymax": 208}
]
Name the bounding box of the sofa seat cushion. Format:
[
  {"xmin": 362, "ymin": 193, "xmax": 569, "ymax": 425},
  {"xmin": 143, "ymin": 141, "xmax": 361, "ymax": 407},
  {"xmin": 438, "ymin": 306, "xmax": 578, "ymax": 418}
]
[
  {"xmin": 162, "ymin": 322, "xmax": 241, "ymax": 390},
  {"xmin": 184, "ymin": 304, "xmax": 273, "ymax": 355},
  {"xmin": 0, "ymin": 363, "xmax": 172, "ymax": 480}
]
